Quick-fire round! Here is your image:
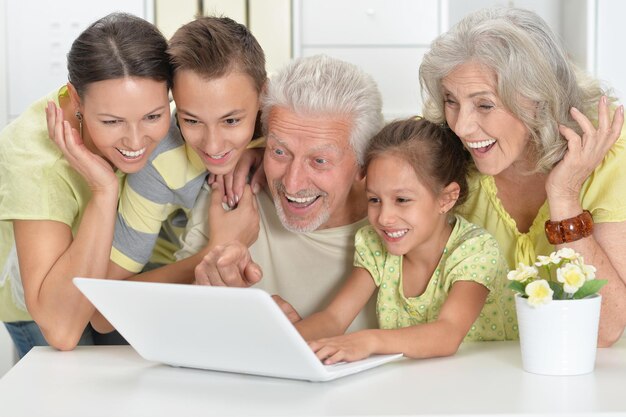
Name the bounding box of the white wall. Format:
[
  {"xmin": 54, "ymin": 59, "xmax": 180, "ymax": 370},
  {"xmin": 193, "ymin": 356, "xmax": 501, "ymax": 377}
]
[
  {"xmin": 596, "ymin": 0, "xmax": 626, "ymax": 99},
  {"xmin": 0, "ymin": 0, "xmax": 7, "ymax": 130}
]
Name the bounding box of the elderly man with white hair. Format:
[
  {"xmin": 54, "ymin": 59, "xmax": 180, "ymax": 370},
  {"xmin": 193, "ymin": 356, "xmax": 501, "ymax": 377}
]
[{"xmin": 177, "ymin": 55, "xmax": 384, "ymax": 329}]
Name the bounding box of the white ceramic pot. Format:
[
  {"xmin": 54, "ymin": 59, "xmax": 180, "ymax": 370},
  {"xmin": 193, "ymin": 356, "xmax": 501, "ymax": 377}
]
[{"xmin": 514, "ymin": 293, "xmax": 601, "ymax": 376}]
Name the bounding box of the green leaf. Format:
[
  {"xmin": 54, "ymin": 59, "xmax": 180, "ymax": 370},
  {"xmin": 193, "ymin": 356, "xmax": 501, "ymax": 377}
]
[
  {"xmin": 573, "ymin": 280, "xmax": 608, "ymax": 299},
  {"xmin": 508, "ymin": 281, "xmax": 526, "ymax": 295},
  {"xmin": 548, "ymin": 281, "xmax": 564, "ymax": 300}
]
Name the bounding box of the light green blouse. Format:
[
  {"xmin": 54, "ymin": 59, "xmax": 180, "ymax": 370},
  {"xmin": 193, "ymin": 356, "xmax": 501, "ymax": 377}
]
[
  {"xmin": 354, "ymin": 215, "xmax": 518, "ymax": 341},
  {"xmin": 0, "ymin": 88, "xmax": 125, "ymax": 322},
  {"xmin": 457, "ymin": 133, "xmax": 626, "ymax": 270}
]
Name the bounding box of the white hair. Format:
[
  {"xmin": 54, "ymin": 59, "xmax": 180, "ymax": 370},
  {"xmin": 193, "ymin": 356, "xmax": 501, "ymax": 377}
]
[
  {"xmin": 419, "ymin": 7, "xmax": 608, "ymax": 172},
  {"xmin": 261, "ymin": 54, "xmax": 384, "ymax": 166}
]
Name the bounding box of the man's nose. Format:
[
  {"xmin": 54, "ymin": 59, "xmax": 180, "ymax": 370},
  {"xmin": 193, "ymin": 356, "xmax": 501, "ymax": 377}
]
[{"xmin": 283, "ymin": 159, "xmax": 308, "ymax": 193}]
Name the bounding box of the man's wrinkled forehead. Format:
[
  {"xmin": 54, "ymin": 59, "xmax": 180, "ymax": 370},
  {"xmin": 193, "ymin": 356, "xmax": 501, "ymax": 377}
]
[{"xmin": 266, "ymin": 107, "xmax": 353, "ymax": 150}]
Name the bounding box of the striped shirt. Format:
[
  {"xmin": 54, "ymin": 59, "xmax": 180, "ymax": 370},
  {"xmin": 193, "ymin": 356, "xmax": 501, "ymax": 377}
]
[
  {"xmin": 111, "ymin": 115, "xmax": 207, "ymax": 272},
  {"xmin": 112, "ymin": 111, "xmax": 265, "ymax": 273}
]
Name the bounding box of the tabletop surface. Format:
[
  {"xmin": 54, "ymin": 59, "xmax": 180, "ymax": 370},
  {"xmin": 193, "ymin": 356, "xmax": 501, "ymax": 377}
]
[{"xmin": 0, "ymin": 340, "xmax": 624, "ymax": 417}]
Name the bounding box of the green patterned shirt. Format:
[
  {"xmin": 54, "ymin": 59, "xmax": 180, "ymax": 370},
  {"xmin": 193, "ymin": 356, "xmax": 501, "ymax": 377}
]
[{"xmin": 354, "ymin": 215, "xmax": 518, "ymax": 341}]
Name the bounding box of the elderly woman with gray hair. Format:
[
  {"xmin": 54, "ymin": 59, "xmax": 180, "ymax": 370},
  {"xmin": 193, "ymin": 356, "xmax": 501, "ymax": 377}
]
[{"xmin": 419, "ymin": 7, "xmax": 626, "ymax": 346}]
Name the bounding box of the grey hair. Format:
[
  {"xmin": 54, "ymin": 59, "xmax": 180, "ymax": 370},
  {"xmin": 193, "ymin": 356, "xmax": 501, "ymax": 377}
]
[
  {"xmin": 261, "ymin": 54, "xmax": 384, "ymax": 166},
  {"xmin": 419, "ymin": 7, "xmax": 609, "ymax": 173}
]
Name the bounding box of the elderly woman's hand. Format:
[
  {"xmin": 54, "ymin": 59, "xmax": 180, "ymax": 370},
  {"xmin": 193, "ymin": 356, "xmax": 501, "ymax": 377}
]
[{"xmin": 546, "ymin": 97, "xmax": 624, "ymax": 215}]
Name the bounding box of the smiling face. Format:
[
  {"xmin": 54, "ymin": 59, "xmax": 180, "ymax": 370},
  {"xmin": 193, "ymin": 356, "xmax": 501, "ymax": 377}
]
[
  {"xmin": 79, "ymin": 77, "xmax": 170, "ymax": 173},
  {"xmin": 172, "ymin": 70, "xmax": 260, "ymax": 175},
  {"xmin": 366, "ymin": 154, "xmax": 449, "ymax": 257},
  {"xmin": 442, "ymin": 61, "xmax": 532, "ymax": 176},
  {"xmin": 264, "ymin": 107, "xmax": 361, "ymax": 232}
]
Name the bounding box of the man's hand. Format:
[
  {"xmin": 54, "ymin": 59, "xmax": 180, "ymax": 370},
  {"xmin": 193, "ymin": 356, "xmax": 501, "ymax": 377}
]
[{"xmin": 194, "ymin": 241, "xmax": 263, "ymax": 287}]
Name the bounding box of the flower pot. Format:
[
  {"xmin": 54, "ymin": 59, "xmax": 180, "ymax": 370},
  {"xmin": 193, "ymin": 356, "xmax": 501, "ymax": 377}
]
[{"xmin": 514, "ymin": 293, "xmax": 601, "ymax": 376}]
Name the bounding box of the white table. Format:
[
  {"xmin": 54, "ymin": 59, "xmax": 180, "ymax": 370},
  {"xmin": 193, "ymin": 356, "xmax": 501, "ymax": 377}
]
[{"xmin": 0, "ymin": 341, "xmax": 624, "ymax": 417}]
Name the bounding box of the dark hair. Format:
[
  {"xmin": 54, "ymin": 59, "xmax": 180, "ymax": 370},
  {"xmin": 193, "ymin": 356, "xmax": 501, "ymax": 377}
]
[
  {"xmin": 167, "ymin": 16, "xmax": 266, "ymax": 93},
  {"xmin": 67, "ymin": 12, "xmax": 172, "ymax": 97},
  {"xmin": 365, "ymin": 118, "xmax": 471, "ymax": 207}
]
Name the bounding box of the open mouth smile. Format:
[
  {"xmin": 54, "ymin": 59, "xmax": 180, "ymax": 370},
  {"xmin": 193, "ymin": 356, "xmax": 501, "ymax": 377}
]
[
  {"xmin": 465, "ymin": 139, "xmax": 496, "ymax": 153},
  {"xmin": 117, "ymin": 147, "xmax": 146, "ymax": 159}
]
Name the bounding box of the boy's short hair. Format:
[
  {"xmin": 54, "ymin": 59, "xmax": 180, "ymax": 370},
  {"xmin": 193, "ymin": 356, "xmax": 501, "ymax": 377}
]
[{"xmin": 168, "ymin": 16, "xmax": 266, "ymax": 92}]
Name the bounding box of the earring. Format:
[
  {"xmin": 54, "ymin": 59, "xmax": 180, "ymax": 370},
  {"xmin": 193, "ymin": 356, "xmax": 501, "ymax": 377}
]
[{"xmin": 75, "ymin": 111, "xmax": 83, "ymax": 137}]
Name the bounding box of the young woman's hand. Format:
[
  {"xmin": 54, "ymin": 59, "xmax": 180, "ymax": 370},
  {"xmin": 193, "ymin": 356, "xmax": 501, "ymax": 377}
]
[
  {"xmin": 547, "ymin": 97, "xmax": 624, "ymax": 215},
  {"xmin": 308, "ymin": 330, "xmax": 378, "ymax": 365},
  {"xmin": 46, "ymin": 101, "xmax": 118, "ymax": 194},
  {"xmin": 208, "ymin": 147, "xmax": 266, "ymax": 208}
]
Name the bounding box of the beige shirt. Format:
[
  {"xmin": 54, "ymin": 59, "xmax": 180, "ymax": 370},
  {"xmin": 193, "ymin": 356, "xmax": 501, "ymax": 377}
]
[{"xmin": 177, "ymin": 184, "xmax": 377, "ymax": 332}]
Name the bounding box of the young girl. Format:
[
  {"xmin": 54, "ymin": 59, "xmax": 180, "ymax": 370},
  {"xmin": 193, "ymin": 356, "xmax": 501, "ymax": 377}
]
[
  {"xmin": 0, "ymin": 13, "xmax": 172, "ymax": 357},
  {"xmin": 295, "ymin": 118, "xmax": 518, "ymax": 364}
]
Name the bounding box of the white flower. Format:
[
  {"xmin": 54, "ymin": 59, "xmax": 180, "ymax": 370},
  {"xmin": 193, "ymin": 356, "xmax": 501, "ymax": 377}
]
[
  {"xmin": 536, "ymin": 252, "xmax": 561, "ymax": 266},
  {"xmin": 581, "ymin": 263, "xmax": 597, "ymax": 281},
  {"xmin": 572, "ymin": 257, "xmax": 596, "ymax": 281},
  {"xmin": 509, "ymin": 249, "xmax": 605, "ymax": 304},
  {"xmin": 555, "ymin": 247, "xmax": 580, "ymax": 262},
  {"xmin": 507, "ymin": 263, "xmax": 539, "ymax": 282},
  {"xmin": 556, "ymin": 263, "xmax": 587, "ymax": 294},
  {"xmin": 525, "ymin": 280, "xmax": 554, "ymax": 307}
]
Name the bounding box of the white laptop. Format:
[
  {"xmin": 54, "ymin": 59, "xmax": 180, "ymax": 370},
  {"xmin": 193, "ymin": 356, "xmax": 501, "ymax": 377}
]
[{"xmin": 73, "ymin": 278, "xmax": 402, "ymax": 382}]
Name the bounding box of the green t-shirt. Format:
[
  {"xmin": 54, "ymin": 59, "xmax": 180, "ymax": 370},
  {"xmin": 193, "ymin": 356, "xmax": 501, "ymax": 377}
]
[
  {"xmin": 457, "ymin": 130, "xmax": 626, "ymax": 269},
  {"xmin": 0, "ymin": 88, "xmax": 124, "ymax": 322},
  {"xmin": 354, "ymin": 215, "xmax": 518, "ymax": 341}
]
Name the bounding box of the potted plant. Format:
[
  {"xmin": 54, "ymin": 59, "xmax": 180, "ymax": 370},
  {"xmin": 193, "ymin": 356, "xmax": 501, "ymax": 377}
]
[{"xmin": 508, "ymin": 247, "xmax": 607, "ymax": 376}]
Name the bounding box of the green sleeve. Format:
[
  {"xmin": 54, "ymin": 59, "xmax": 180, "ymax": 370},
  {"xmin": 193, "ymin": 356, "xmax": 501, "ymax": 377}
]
[
  {"xmin": 353, "ymin": 225, "xmax": 385, "ymax": 287},
  {"xmin": 447, "ymin": 234, "xmax": 507, "ymax": 292}
]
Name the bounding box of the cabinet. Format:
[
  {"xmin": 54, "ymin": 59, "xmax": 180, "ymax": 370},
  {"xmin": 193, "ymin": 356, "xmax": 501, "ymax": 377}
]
[
  {"xmin": 293, "ymin": 0, "xmax": 445, "ymax": 119},
  {"xmin": 595, "ymin": 0, "xmax": 626, "ymax": 98},
  {"xmin": 0, "ymin": 0, "xmax": 153, "ymax": 128},
  {"xmin": 293, "ymin": 0, "xmax": 624, "ymax": 120},
  {"xmin": 155, "ymin": 0, "xmax": 292, "ymax": 77}
]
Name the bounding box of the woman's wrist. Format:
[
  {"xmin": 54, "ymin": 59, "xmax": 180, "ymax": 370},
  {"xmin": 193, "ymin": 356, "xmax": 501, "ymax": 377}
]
[
  {"xmin": 545, "ymin": 210, "xmax": 594, "ymax": 245},
  {"xmin": 547, "ymin": 196, "xmax": 583, "ymax": 221},
  {"xmin": 90, "ymin": 185, "xmax": 119, "ymax": 207}
]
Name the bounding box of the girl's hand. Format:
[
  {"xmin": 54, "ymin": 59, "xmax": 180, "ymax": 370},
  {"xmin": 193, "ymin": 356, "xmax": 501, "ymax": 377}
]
[
  {"xmin": 308, "ymin": 331, "xmax": 378, "ymax": 365},
  {"xmin": 207, "ymin": 180, "xmax": 260, "ymax": 248},
  {"xmin": 208, "ymin": 147, "xmax": 266, "ymax": 208},
  {"xmin": 271, "ymin": 295, "xmax": 302, "ymax": 323},
  {"xmin": 547, "ymin": 97, "xmax": 624, "ymax": 213},
  {"xmin": 46, "ymin": 102, "xmax": 118, "ymax": 194}
]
